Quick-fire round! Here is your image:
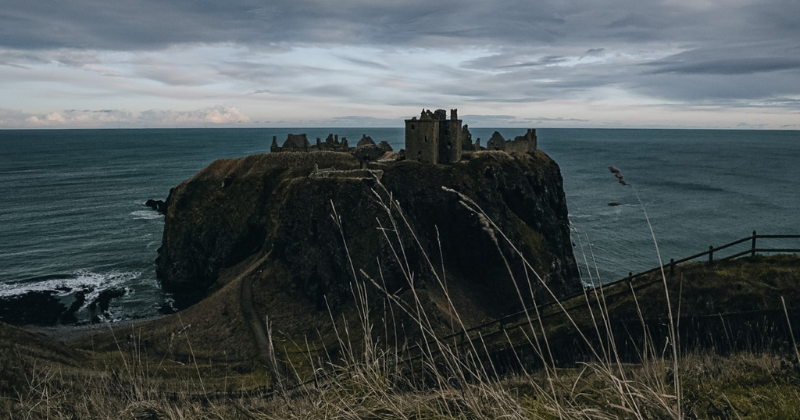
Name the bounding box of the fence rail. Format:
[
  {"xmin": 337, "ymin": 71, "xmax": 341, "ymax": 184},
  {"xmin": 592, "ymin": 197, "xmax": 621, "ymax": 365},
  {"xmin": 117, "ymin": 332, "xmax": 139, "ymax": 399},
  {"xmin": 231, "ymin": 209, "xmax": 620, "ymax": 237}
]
[
  {"xmin": 384, "ymin": 231, "xmax": 800, "ymax": 371},
  {"xmin": 402, "ymin": 231, "xmax": 800, "ymax": 356}
]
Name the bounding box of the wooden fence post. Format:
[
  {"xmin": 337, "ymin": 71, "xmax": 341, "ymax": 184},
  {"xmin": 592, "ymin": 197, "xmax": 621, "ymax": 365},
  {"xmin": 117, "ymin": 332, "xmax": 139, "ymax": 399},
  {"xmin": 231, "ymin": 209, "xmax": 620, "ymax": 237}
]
[
  {"xmin": 670, "ymin": 258, "xmax": 675, "ymax": 276},
  {"xmin": 751, "ymin": 230, "xmax": 757, "ymax": 258},
  {"xmin": 708, "ymin": 245, "xmax": 714, "ymax": 264}
]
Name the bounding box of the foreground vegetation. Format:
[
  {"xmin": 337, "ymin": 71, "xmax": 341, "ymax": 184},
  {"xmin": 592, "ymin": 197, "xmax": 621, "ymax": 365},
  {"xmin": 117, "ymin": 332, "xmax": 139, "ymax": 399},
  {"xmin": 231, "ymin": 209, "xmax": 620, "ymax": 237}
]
[{"xmin": 4, "ymin": 254, "xmax": 800, "ymax": 419}]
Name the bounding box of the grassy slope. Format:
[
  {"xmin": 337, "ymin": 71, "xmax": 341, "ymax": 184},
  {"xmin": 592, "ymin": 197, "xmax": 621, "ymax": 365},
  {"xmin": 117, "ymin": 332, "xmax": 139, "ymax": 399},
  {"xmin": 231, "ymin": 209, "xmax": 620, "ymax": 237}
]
[{"xmin": 3, "ymin": 255, "xmax": 800, "ymax": 419}]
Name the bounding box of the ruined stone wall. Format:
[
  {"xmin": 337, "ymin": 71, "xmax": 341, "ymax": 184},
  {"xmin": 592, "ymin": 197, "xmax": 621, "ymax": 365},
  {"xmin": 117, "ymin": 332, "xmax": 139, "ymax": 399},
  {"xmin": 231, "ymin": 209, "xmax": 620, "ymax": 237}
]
[
  {"xmin": 439, "ymin": 118, "xmax": 463, "ymax": 163},
  {"xmin": 504, "ymin": 140, "xmax": 536, "ymax": 153},
  {"xmin": 485, "ymin": 129, "xmax": 537, "ymax": 153},
  {"xmin": 405, "ymin": 119, "xmax": 439, "ymax": 163},
  {"xmin": 486, "ymin": 132, "xmax": 506, "ymax": 151},
  {"xmin": 506, "ymin": 129, "xmax": 537, "ymax": 153},
  {"xmin": 282, "ymin": 133, "xmax": 310, "ymax": 151}
]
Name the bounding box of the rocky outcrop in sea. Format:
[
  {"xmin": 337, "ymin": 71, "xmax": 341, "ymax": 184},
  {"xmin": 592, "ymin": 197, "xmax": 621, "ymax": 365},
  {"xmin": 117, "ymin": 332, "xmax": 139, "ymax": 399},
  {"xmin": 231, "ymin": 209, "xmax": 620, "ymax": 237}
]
[{"xmin": 156, "ymin": 150, "xmax": 579, "ymax": 320}]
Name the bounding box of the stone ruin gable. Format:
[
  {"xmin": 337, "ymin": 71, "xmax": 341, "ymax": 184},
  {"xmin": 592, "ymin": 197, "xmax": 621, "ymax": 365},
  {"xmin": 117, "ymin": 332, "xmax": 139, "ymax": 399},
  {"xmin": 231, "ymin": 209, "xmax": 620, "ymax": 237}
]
[
  {"xmin": 356, "ymin": 134, "xmax": 376, "ymax": 148},
  {"xmin": 486, "ymin": 131, "xmax": 506, "ymax": 151},
  {"xmin": 272, "ymin": 133, "xmax": 354, "ymax": 153},
  {"xmin": 377, "ymin": 141, "xmax": 393, "ymax": 153},
  {"xmin": 404, "ymin": 108, "xmax": 462, "ymax": 164},
  {"xmin": 507, "ymin": 129, "xmax": 537, "ymax": 153},
  {"xmin": 485, "ymin": 129, "xmax": 537, "ymax": 153},
  {"xmin": 461, "ymin": 124, "xmax": 475, "ymax": 151},
  {"xmin": 316, "ymin": 134, "xmax": 350, "ymax": 152},
  {"xmin": 281, "ymin": 133, "xmax": 311, "ymax": 151},
  {"xmin": 270, "ymin": 136, "xmax": 280, "ymax": 153}
]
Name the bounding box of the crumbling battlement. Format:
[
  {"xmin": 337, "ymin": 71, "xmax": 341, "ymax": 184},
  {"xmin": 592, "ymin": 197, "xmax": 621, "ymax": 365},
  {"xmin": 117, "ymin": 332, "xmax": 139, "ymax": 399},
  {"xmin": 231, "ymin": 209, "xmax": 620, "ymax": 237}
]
[
  {"xmin": 486, "ymin": 129, "xmax": 537, "ymax": 153},
  {"xmin": 405, "ymin": 109, "xmax": 537, "ymax": 163},
  {"xmin": 270, "ymin": 133, "xmax": 393, "ymax": 155}
]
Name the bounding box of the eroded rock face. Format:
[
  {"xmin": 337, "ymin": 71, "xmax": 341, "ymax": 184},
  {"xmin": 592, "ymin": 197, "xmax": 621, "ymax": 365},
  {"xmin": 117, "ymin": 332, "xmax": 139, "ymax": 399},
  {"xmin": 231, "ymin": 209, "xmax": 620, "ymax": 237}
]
[{"xmin": 156, "ymin": 150, "xmax": 579, "ymax": 315}]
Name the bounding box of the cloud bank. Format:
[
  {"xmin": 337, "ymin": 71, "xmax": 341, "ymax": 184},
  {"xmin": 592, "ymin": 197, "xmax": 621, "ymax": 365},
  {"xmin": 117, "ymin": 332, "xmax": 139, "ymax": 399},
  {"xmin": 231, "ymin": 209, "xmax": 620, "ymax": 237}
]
[{"xmin": 1, "ymin": 0, "xmax": 798, "ymax": 128}]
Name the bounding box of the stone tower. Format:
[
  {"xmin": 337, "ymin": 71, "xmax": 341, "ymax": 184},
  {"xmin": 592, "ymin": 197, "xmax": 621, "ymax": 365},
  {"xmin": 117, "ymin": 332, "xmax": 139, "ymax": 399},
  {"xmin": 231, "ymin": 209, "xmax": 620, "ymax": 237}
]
[
  {"xmin": 405, "ymin": 110, "xmax": 440, "ymax": 163},
  {"xmin": 404, "ymin": 108, "xmax": 462, "ymax": 164}
]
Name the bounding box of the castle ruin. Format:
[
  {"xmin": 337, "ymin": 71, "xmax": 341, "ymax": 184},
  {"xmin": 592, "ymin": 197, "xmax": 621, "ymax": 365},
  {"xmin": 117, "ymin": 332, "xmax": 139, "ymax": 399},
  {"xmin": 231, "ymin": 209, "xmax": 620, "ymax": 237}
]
[
  {"xmin": 404, "ymin": 109, "xmax": 537, "ymax": 164},
  {"xmin": 486, "ymin": 129, "xmax": 537, "ymax": 153},
  {"xmin": 269, "ymin": 109, "xmax": 538, "ymax": 164},
  {"xmin": 271, "ymin": 133, "xmax": 355, "ymax": 153},
  {"xmin": 404, "ymin": 109, "xmax": 463, "ymax": 164}
]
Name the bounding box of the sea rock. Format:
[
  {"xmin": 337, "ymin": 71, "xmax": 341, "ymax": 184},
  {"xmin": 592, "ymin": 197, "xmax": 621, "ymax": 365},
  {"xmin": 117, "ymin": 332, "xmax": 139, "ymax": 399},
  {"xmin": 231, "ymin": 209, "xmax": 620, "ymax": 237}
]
[
  {"xmin": 0, "ymin": 291, "xmax": 65, "ymax": 326},
  {"xmin": 156, "ymin": 150, "xmax": 580, "ymax": 319},
  {"xmin": 88, "ymin": 287, "xmax": 127, "ymax": 321},
  {"xmin": 144, "ymin": 199, "xmax": 167, "ymax": 214}
]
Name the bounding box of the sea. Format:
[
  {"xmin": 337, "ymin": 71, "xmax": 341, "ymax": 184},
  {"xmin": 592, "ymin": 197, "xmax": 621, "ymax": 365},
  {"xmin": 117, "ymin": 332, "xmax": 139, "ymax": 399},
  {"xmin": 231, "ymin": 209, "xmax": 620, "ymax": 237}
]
[{"xmin": 1, "ymin": 128, "xmax": 798, "ymax": 324}]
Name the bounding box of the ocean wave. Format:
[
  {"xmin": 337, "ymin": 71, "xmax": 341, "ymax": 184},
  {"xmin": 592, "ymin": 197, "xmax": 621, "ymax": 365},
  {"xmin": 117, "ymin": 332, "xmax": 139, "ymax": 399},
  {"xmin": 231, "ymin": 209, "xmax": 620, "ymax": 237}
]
[
  {"xmin": 0, "ymin": 269, "xmax": 139, "ymax": 300},
  {"xmin": 130, "ymin": 210, "xmax": 164, "ymax": 220}
]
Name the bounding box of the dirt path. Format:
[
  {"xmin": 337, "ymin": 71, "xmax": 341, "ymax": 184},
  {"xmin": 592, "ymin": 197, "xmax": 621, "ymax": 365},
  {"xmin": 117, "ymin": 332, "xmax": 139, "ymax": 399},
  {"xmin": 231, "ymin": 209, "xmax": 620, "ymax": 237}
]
[{"xmin": 236, "ymin": 252, "xmax": 287, "ymax": 385}]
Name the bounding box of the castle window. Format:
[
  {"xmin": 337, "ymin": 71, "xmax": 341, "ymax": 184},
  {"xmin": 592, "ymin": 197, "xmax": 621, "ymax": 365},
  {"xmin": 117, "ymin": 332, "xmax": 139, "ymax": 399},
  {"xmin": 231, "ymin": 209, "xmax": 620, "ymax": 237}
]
[
  {"xmin": 424, "ymin": 136, "xmax": 428, "ymax": 143},
  {"xmin": 411, "ymin": 124, "xmax": 415, "ymax": 130}
]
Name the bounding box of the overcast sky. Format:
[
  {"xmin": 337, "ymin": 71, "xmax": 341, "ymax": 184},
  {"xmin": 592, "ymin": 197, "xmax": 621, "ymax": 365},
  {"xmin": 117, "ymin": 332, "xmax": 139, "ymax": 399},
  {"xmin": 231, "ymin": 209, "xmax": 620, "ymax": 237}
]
[{"xmin": 1, "ymin": 0, "xmax": 798, "ymax": 129}]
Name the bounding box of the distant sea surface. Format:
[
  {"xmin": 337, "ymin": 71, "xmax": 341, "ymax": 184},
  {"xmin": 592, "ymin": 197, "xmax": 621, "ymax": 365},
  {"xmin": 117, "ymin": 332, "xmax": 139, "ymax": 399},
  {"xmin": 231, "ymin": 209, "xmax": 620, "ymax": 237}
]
[{"xmin": 1, "ymin": 128, "xmax": 798, "ymax": 323}]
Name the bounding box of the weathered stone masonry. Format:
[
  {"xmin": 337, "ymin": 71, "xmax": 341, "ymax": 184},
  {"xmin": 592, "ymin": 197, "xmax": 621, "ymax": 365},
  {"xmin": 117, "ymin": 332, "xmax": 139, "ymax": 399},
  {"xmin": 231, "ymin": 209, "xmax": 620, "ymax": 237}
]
[
  {"xmin": 269, "ymin": 108, "xmax": 538, "ymax": 164},
  {"xmin": 405, "ymin": 109, "xmax": 463, "ymax": 164}
]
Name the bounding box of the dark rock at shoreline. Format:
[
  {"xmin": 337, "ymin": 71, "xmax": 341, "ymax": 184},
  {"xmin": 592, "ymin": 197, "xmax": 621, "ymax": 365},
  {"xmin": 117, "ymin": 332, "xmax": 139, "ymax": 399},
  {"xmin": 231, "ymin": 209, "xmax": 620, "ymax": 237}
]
[
  {"xmin": 88, "ymin": 287, "xmax": 127, "ymax": 322},
  {"xmin": 0, "ymin": 291, "xmax": 66, "ymax": 326},
  {"xmin": 608, "ymin": 201, "xmax": 621, "ymax": 206},
  {"xmin": 0, "ymin": 285, "xmax": 128, "ymax": 326},
  {"xmin": 156, "ymin": 150, "xmax": 580, "ymax": 318},
  {"xmin": 144, "ymin": 199, "xmax": 167, "ymax": 214},
  {"xmin": 59, "ymin": 289, "xmax": 87, "ymax": 325}
]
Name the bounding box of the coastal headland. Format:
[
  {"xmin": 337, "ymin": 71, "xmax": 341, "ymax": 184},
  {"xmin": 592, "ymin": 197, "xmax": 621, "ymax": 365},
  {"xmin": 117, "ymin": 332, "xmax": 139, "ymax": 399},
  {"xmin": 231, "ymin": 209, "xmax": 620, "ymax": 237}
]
[
  {"xmin": 148, "ymin": 146, "xmax": 579, "ymax": 361},
  {"xmin": 3, "ymin": 111, "xmax": 800, "ymax": 418}
]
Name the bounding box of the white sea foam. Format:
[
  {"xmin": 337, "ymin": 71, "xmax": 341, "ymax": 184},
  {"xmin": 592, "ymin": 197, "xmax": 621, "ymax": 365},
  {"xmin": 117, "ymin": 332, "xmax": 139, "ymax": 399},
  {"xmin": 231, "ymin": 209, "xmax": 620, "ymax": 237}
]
[
  {"xmin": 0, "ymin": 270, "xmax": 139, "ymax": 299},
  {"xmin": 131, "ymin": 210, "xmax": 164, "ymax": 220}
]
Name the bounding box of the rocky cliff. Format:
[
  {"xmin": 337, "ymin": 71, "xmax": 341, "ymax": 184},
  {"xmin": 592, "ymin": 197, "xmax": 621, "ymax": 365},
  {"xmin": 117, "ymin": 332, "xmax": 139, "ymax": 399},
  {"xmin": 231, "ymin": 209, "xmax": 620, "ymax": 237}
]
[{"xmin": 156, "ymin": 150, "xmax": 579, "ymax": 329}]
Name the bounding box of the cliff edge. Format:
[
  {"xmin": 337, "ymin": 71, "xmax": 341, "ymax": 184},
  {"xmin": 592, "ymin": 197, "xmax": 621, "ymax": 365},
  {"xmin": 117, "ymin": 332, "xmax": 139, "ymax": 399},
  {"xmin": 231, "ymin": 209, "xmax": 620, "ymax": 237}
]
[{"xmin": 155, "ymin": 150, "xmax": 579, "ymax": 346}]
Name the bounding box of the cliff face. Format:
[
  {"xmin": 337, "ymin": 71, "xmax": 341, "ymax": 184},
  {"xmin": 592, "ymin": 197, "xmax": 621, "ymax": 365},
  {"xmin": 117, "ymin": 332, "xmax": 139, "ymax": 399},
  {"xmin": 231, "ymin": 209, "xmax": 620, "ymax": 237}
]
[{"xmin": 156, "ymin": 150, "xmax": 579, "ymax": 321}]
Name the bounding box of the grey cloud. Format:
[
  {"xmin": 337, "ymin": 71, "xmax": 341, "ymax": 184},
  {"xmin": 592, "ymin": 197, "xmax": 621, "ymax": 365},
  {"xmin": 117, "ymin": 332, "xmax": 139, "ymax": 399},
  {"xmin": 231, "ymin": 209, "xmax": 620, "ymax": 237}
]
[
  {"xmin": 0, "ymin": 107, "xmax": 32, "ymax": 126},
  {"xmin": 3, "ymin": 0, "xmax": 800, "ymax": 116},
  {"xmin": 645, "ymin": 50, "xmax": 800, "ymax": 75},
  {"xmin": 0, "ymin": 1, "xmax": 682, "ymax": 51},
  {"xmin": 336, "ymin": 56, "xmax": 389, "ymax": 71},
  {"xmin": 4, "ymin": 0, "xmax": 799, "ymax": 56},
  {"xmin": 330, "ymin": 116, "xmax": 399, "ymax": 126},
  {"xmin": 499, "ymin": 55, "xmax": 569, "ymax": 69},
  {"xmin": 652, "ymin": 57, "xmax": 800, "ymax": 75},
  {"xmin": 630, "ymin": 71, "xmax": 800, "ymax": 103},
  {"xmin": 461, "ymin": 114, "xmax": 588, "ymax": 126},
  {"xmin": 301, "ymin": 84, "xmax": 359, "ymax": 98}
]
